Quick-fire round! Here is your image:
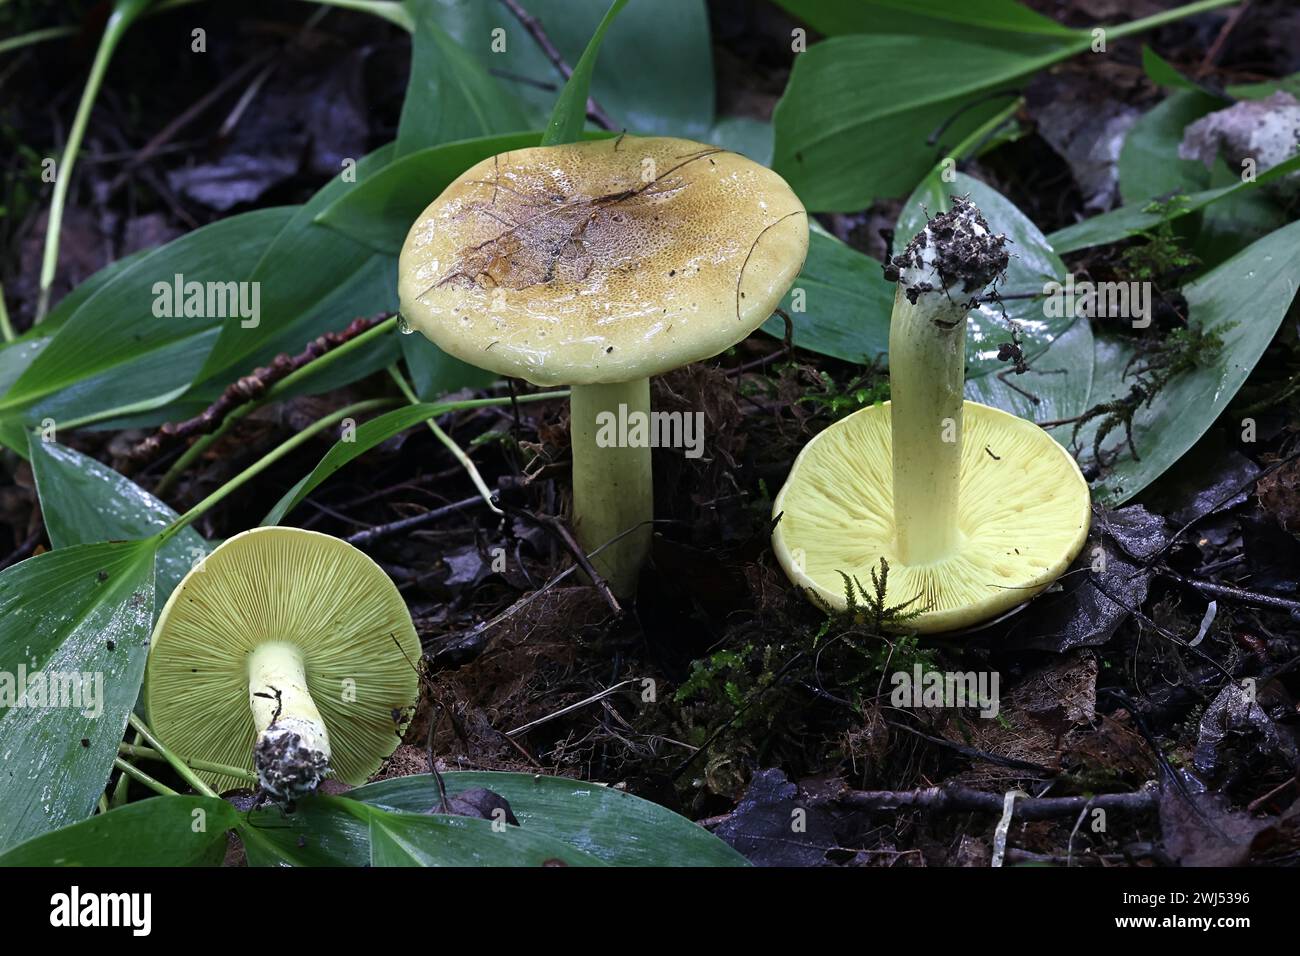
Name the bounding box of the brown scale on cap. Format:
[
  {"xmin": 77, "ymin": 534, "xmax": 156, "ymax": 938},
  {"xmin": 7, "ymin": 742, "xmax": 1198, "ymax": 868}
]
[
  {"xmin": 398, "ymin": 136, "xmax": 809, "ymax": 387},
  {"xmin": 883, "ymin": 196, "xmax": 1010, "ymax": 306}
]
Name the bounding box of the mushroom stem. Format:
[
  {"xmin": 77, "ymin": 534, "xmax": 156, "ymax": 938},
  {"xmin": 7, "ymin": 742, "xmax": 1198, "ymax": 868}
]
[
  {"xmin": 889, "ymin": 286, "xmax": 968, "ymax": 565},
  {"xmin": 569, "ymin": 378, "xmax": 654, "ymax": 598},
  {"xmin": 884, "ymin": 196, "xmax": 1010, "ymax": 567},
  {"xmin": 247, "ymin": 641, "xmax": 331, "ymax": 801}
]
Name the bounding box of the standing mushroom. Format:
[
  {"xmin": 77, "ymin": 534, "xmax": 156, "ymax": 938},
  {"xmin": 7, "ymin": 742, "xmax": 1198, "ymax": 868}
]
[
  {"xmin": 771, "ymin": 197, "xmax": 1090, "ymax": 633},
  {"xmin": 398, "ymin": 135, "xmax": 808, "ymax": 597},
  {"xmin": 144, "ymin": 527, "xmax": 421, "ymax": 800}
]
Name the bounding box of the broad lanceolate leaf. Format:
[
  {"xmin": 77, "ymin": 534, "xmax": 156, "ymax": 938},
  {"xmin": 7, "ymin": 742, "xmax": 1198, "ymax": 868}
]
[
  {"xmin": 0, "ymin": 540, "xmax": 156, "ymax": 852},
  {"xmin": 0, "ymin": 208, "xmax": 294, "ymax": 451},
  {"xmin": 774, "ymin": 0, "xmax": 1081, "ymax": 50},
  {"xmin": 772, "ymin": 35, "xmax": 1070, "ymax": 210},
  {"xmin": 1118, "ymin": 90, "xmax": 1225, "ymax": 204},
  {"xmin": 542, "ymin": 0, "xmax": 628, "ymax": 146},
  {"xmin": 238, "ymin": 794, "xmax": 605, "ymax": 867},
  {"xmin": 260, "ymin": 402, "xmax": 465, "ymax": 525},
  {"xmin": 395, "ymin": 0, "xmax": 531, "ymax": 156},
  {"xmin": 1049, "ymin": 153, "xmax": 1300, "ymax": 255},
  {"xmin": 760, "ymin": 227, "xmax": 893, "ymax": 364},
  {"xmin": 1077, "ymin": 218, "xmax": 1300, "ymax": 505},
  {"xmin": 424, "ymin": 0, "xmax": 715, "ymax": 139},
  {"xmin": 367, "ymin": 807, "xmax": 606, "ymax": 867},
  {"xmin": 28, "ymin": 439, "xmax": 207, "ymax": 614},
  {"xmin": 354, "ymin": 771, "xmax": 749, "ymax": 866},
  {"xmin": 0, "ymin": 796, "xmax": 238, "ymax": 866}
]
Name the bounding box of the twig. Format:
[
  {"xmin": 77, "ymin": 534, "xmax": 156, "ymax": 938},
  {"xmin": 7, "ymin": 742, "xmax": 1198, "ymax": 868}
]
[
  {"xmin": 830, "ymin": 785, "xmax": 1156, "ymax": 820},
  {"xmin": 498, "ymin": 0, "xmax": 617, "ymax": 131},
  {"xmin": 506, "ymin": 679, "xmax": 636, "ymax": 736},
  {"xmin": 1159, "ymin": 569, "xmax": 1300, "ymax": 616},
  {"xmin": 496, "ymin": 501, "xmax": 621, "ymax": 614},
  {"xmin": 346, "ymin": 495, "xmax": 484, "ymax": 546}
]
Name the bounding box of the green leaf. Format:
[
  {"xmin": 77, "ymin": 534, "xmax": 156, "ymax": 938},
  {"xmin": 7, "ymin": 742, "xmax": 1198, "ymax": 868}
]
[
  {"xmin": 367, "ymin": 807, "xmax": 606, "ymax": 867},
  {"xmin": 423, "ymin": 0, "xmax": 715, "ymax": 138},
  {"xmin": 260, "ymin": 402, "xmax": 460, "ymax": 525},
  {"xmin": 237, "ymin": 794, "xmax": 605, "ymax": 866},
  {"xmin": 1118, "ymin": 89, "xmax": 1224, "ymax": 204},
  {"xmin": 1141, "ymin": 45, "xmax": 1199, "ymax": 92},
  {"xmin": 709, "ymin": 116, "xmax": 773, "ymax": 166},
  {"xmin": 1077, "ymin": 218, "xmax": 1300, "ymax": 504},
  {"xmin": 395, "ymin": 0, "xmax": 531, "ymax": 156},
  {"xmin": 772, "ymin": 35, "xmax": 1066, "ymax": 210},
  {"xmin": 0, "ymin": 796, "xmax": 238, "ymax": 866},
  {"xmin": 966, "ymin": 314, "xmax": 1095, "ymax": 425},
  {"xmin": 28, "ymin": 439, "xmax": 206, "ymax": 613},
  {"xmin": 542, "ymin": 0, "xmax": 628, "ymax": 146},
  {"xmin": 773, "ymin": 0, "xmax": 1081, "ymax": 47},
  {"xmin": 1049, "ymin": 153, "xmax": 1300, "ymax": 255},
  {"xmin": 401, "ymin": 334, "xmax": 494, "ymax": 399},
  {"xmin": 354, "ymin": 771, "xmax": 749, "ymax": 866},
  {"xmin": 760, "ymin": 227, "xmax": 893, "ymax": 364},
  {"xmin": 0, "ymin": 208, "xmax": 293, "ymax": 437},
  {"xmin": 237, "ymin": 796, "xmax": 370, "ymax": 867},
  {"xmin": 0, "ymin": 540, "xmax": 157, "ymax": 852}
]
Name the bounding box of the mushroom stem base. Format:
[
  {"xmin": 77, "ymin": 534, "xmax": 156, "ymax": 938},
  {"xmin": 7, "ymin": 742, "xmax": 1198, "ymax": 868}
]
[
  {"xmin": 569, "ymin": 378, "xmax": 654, "ymax": 599},
  {"xmin": 247, "ymin": 641, "xmax": 331, "ymax": 801}
]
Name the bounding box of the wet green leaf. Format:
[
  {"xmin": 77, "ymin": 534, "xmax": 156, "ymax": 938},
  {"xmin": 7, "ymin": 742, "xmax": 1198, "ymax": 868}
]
[
  {"xmin": 0, "ymin": 540, "xmax": 156, "ymax": 851},
  {"xmin": 28, "ymin": 439, "xmax": 206, "ymax": 613},
  {"xmin": 355, "ymin": 771, "xmax": 749, "ymax": 866},
  {"xmin": 1076, "ymin": 218, "xmax": 1300, "ymax": 504},
  {"xmin": 0, "ymin": 796, "xmax": 237, "ymax": 866}
]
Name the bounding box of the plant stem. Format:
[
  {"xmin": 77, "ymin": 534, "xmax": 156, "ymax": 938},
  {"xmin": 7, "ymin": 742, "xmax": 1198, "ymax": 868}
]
[
  {"xmin": 939, "ymin": 97, "xmax": 1025, "ymax": 169},
  {"xmin": 386, "ymin": 364, "xmax": 503, "ymax": 515},
  {"xmin": 112, "ymin": 757, "xmax": 179, "ymax": 798},
  {"xmin": 160, "ymin": 397, "xmax": 397, "ymax": 541},
  {"xmin": 294, "ymin": 0, "xmax": 413, "ymax": 30},
  {"xmin": 155, "ymin": 315, "xmax": 400, "ymax": 494},
  {"xmin": 0, "ymin": 283, "xmax": 14, "ymax": 342},
  {"xmin": 117, "ymin": 744, "xmax": 259, "ymax": 783},
  {"xmin": 36, "ymin": 0, "xmax": 152, "ymax": 322},
  {"xmin": 569, "ymin": 378, "xmax": 653, "ymax": 598},
  {"xmin": 1104, "ymin": 0, "xmax": 1240, "ymax": 43},
  {"xmin": 0, "ymin": 25, "xmax": 78, "ymax": 56},
  {"xmin": 128, "ymin": 713, "xmax": 218, "ymax": 798}
]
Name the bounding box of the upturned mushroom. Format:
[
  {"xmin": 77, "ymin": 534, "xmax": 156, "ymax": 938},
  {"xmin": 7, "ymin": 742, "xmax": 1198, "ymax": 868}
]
[
  {"xmin": 144, "ymin": 527, "xmax": 421, "ymax": 800},
  {"xmin": 398, "ymin": 135, "xmax": 808, "ymax": 597},
  {"xmin": 771, "ymin": 197, "xmax": 1090, "ymax": 633}
]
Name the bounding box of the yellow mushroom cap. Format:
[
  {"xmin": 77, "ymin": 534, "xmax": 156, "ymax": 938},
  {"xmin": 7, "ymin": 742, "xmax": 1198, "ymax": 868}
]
[
  {"xmin": 144, "ymin": 527, "xmax": 421, "ymax": 793},
  {"xmin": 397, "ymin": 135, "xmax": 808, "ymax": 387},
  {"xmin": 771, "ymin": 401, "xmax": 1091, "ymax": 633}
]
